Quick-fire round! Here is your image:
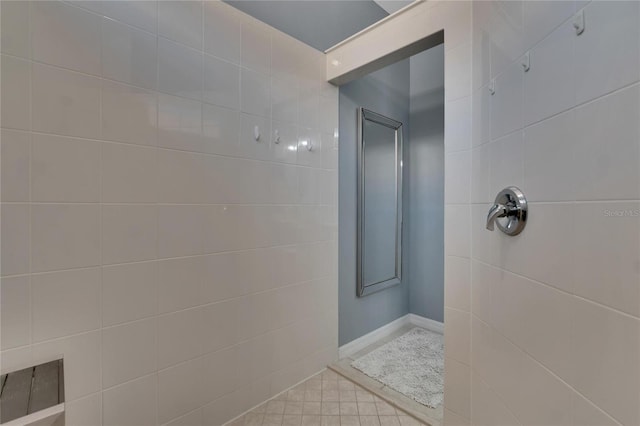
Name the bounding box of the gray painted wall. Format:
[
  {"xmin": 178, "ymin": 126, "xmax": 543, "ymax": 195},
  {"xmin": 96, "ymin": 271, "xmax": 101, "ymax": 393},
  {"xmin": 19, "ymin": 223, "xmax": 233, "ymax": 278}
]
[
  {"xmin": 408, "ymin": 45, "xmax": 445, "ymax": 322},
  {"xmin": 339, "ymin": 59, "xmax": 410, "ymax": 346},
  {"xmin": 338, "ymin": 46, "xmax": 444, "ymax": 345},
  {"xmin": 225, "ymin": 0, "xmax": 388, "ymax": 51}
]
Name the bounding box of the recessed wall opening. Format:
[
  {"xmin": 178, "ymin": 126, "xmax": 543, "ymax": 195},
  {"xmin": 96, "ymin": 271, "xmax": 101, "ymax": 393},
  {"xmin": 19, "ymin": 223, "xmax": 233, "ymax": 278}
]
[{"xmin": 333, "ymin": 36, "xmax": 445, "ymax": 425}]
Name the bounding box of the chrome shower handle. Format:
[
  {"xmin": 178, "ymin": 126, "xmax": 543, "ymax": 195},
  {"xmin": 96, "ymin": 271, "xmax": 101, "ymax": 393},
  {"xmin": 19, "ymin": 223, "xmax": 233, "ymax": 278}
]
[
  {"xmin": 486, "ymin": 203, "xmax": 508, "ymax": 231},
  {"xmin": 485, "ymin": 187, "xmax": 528, "ymax": 236}
]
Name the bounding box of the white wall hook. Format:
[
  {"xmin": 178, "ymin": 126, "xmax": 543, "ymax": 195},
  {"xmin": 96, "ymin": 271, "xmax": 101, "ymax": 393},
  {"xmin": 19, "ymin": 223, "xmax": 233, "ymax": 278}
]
[
  {"xmin": 488, "ymin": 78, "xmax": 496, "ymax": 95},
  {"xmin": 307, "ymin": 141, "xmax": 313, "ymax": 152},
  {"xmin": 573, "ymin": 10, "xmax": 585, "ymax": 35},
  {"xmin": 521, "ymin": 52, "xmax": 530, "ymax": 72},
  {"xmin": 274, "ymin": 129, "xmax": 280, "ymax": 144},
  {"xmin": 254, "ymin": 125, "xmax": 260, "ymax": 141}
]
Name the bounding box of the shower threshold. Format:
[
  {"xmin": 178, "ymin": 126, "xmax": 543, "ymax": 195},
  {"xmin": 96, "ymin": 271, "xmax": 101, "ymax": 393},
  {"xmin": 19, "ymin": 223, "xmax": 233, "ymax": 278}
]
[{"xmin": 328, "ymin": 324, "xmax": 443, "ymax": 426}]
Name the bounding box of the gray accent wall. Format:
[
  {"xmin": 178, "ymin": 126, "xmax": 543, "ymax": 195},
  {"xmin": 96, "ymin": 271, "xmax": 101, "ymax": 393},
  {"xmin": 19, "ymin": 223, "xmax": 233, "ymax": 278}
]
[
  {"xmin": 225, "ymin": 0, "xmax": 388, "ymax": 51},
  {"xmin": 338, "ymin": 45, "xmax": 444, "ymax": 345},
  {"xmin": 408, "ymin": 45, "xmax": 445, "ymax": 322},
  {"xmin": 339, "ymin": 59, "xmax": 410, "ymax": 346}
]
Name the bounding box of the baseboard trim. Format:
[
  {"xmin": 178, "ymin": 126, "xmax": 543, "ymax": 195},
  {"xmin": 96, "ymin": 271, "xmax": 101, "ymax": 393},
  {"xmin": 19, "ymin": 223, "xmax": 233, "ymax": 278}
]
[
  {"xmin": 338, "ymin": 315, "xmax": 410, "ymax": 359},
  {"xmin": 408, "ymin": 313, "xmax": 444, "ymax": 334},
  {"xmin": 338, "ymin": 314, "xmax": 443, "ymax": 359}
]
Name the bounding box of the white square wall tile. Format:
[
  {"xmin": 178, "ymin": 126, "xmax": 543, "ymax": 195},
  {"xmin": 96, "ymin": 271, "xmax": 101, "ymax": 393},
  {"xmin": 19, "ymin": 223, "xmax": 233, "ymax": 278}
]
[
  {"xmin": 573, "ymin": 84, "xmax": 640, "ymax": 201},
  {"xmin": 164, "ymin": 409, "xmax": 203, "ymax": 426},
  {"xmin": 272, "ymin": 75, "xmax": 298, "ymax": 125},
  {"xmin": 201, "ymin": 298, "xmax": 242, "ymax": 353},
  {"xmin": 523, "ymin": 110, "xmax": 576, "ymax": 202},
  {"xmin": 572, "ymin": 201, "xmax": 640, "ymax": 317},
  {"xmin": 32, "ymin": 63, "xmax": 101, "ymax": 139},
  {"xmin": 32, "ymin": 331, "xmax": 101, "ymax": 401},
  {"xmin": 158, "ymin": 308, "xmax": 204, "ymax": 369},
  {"xmin": 470, "ymin": 373, "xmax": 521, "ymax": 426},
  {"xmin": 157, "ymin": 256, "xmax": 206, "ymax": 314},
  {"xmin": 103, "ymin": 374, "xmax": 158, "ymax": 426},
  {"xmin": 444, "ymin": 409, "xmax": 470, "ymax": 426},
  {"xmin": 489, "ymin": 0, "xmax": 524, "ymax": 78},
  {"xmin": 445, "ymin": 43, "xmax": 472, "ymax": 101},
  {"xmin": 202, "ymin": 103, "xmax": 241, "ymax": 156},
  {"xmin": 241, "ymin": 68, "xmax": 271, "ymax": 118},
  {"xmin": 158, "ymin": 38, "xmax": 203, "ymax": 100},
  {"xmin": 445, "ymin": 97, "xmax": 471, "ymax": 153},
  {"xmin": 157, "ymin": 205, "xmax": 207, "ymax": 258},
  {"xmin": 572, "ymin": 393, "xmax": 619, "ymax": 426},
  {"xmin": 64, "ymin": 393, "xmax": 102, "ymax": 426},
  {"xmin": 298, "ymin": 82, "xmax": 320, "ymax": 130},
  {"xmin": 1, "ymin": 129, "xmax": 30, "ymax": 202},
  {"xmin": 511, "ymin": 278, "xmax": 573, "ymax": 382},
  {"xmin": 574, "ymin": 1, "xmax": 640, "ymax": 105},
  {"xmin": 158, "ymin": 357, "xmax": 206, "ymax": 424},
  {"xmin": 102, "ymin": 143, "xmax": 157, "ymax": 203},
  {"xmin": 445, "ymin": 205, "xmax": 470, "ymax": 258},
  {"xmin": 202, "ymin": 346, "xmax": 239, "ymax": 402},
  {"xmin": 31, "ymin": 134, "xmax": 100, "ymax": 202},
  {"xmin": 158, "ymin": 94, "xmax": 204, "ymax": 152},
  {"xmin": 524, "ymin": 21, "xmax": 575, "ymax": 126},
  {"xmin": 91, "ymin": 1, "xmax": 157, "ymax": 34},
  {"xmin": 31, "ymin": 204, "xmax": 100, "ymax": 272},
  {"xmin": 471, "ymin": 85, "xmax": 491, "ymax": 148},
  {"xmin": 571, "ymin": 298, "xmax": 640, "ymax": 426},
  {"xmin": 241, "ymin": 20, "xmax": 272, "ymax": 75},
  {"xmin": 1, "ymin": 54, "xmax": 30, "ymax": 130},
  {"xmin": 443, "ymin": 358, "xmax": 470, "ymax": 419},
  {"xmin": 31, "ymin": 1, "xmax": 101, "ymax": 75},
  {"xmin": 488, "ymin": 130, "xmax": 523, "ymax": 196},
  {"xmin": 204, "ymin": 1, "xmax": 241, "ymax": 64},
  {"xmin": 510, "ymin": 347, "xmax": 573, "ymax": 426},
  {"xmin": 102, "ymin": 204, "xmax": 157, "ymax": 265},
  {"xmin": 102, "ymin": 262, "xmax": 157, "ymax": 327},
  {"xmin": 470, "ymin": 261, "xmax": 501, "ymax": 323},
  {"xmin": 156, "ymin": 149, "xmax": 207, "ymax": 204},
  {"xmin": 1, "ymin": 276, "xmax": 30, "ymax": 350},
  {"xmin": 158, "ymin": 0, "xmax": 203, "ymax": 50},
  {"xmin": 490, "ymin": 270, "xmax": 528, "ymax": 344},
  {"xmin": 201, "ymin": 252, "xmax": 250, "ymax": 303},
  {"xmin": 102, "ymin": 318, "xmax": 157, "ymax": 388},
  {"xmin": 101, "ymin": 78, "xmax": 158, "ymax": 146},
  {"xmin": 1, "ymin": 204, "xmax": 30, "ymax": 277},
  {"xmin": 31, "ymin": 268, "xmax": 101, "ymax": 342},
  {"xmin": 470, "ymin": 204, "xmax": 501, "ymax": 268},
  {"xmin": 516, "ymin": 203, "xmax": 574, "ymax": 294},
  {"xmin": 1, "ymin": 0, "xmax": 30, "ymax": 58},
  {"xmin": 470, "ymin": 143, "xmax": 490, "ymax": 204},
  {"xmin": 101, "ymin": 17, "xmax": 158, "ymax": 91},
  {"xmin": 444, "ymin": 256, "xmax": 470, "ymax": 312},
  {"xmin": 445, "ymin": 151, "xmax": 470, "ymax": 205},
  {"xmin": 491, "ymin": 61, "xmax": 523, "ymax": 140},
  {"xmin": 444, "ymin": 309, "xmax": 470, "ymax": 365},
  {"xmin": 472, "ymin": 12, "xmax": 491, "ymax": 92},
  {"xmin": 204, "ymin": 55, "xmax": 240, "ymax": 110},
  {"xmin": 523, "ymin": 0, "xmax": 574, "ymax": 50}
]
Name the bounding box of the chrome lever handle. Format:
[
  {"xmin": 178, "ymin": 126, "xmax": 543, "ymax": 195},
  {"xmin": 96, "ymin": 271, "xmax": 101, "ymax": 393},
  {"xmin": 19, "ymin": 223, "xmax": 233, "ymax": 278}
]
[
  {"xmin": 485, "ymin": 187, "xmax": 528, "ymax": 236},
  {"xmin": 486, "ymin": 203, "xmax": 508, "ymax": 231}
]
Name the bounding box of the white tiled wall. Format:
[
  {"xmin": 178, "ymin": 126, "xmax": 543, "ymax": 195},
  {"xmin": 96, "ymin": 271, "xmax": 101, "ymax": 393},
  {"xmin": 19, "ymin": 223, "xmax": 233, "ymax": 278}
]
[
  {"xmin": 0, "ymin": 1, "xmax": 338, "ymax": 425},
  {"xmin": 445, "ymin": 1, "xmax": 640, "ymax": 425}
]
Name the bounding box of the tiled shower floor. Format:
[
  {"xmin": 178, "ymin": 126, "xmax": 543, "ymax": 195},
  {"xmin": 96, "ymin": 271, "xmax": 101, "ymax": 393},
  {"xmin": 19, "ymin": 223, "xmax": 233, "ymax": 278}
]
[{"xmin": 226, "ymin": 370, "xmax": 428, "ymax": 426}]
